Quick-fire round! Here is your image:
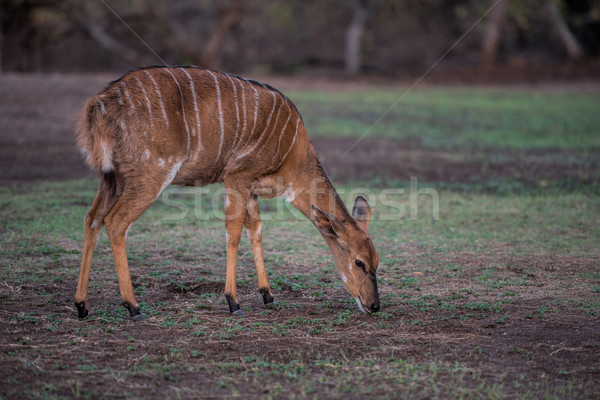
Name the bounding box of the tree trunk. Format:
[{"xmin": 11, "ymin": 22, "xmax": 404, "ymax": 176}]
[
  {"xmin": 199, "ymin": 0, "xmax": 244, "ymax": 68},
  {"xmin": 545, "ymin": 0, "xmax": 585, "ymax": 59},
  {"xmin": 345, "ymin": 5, "xmax": 368, "ymax": 74},
  {"xmin": 480, "ymin": 0, "xmax": 508, "ymax": 70},
  {"xmin": 0, "ymin": 18, "xmax": 3, "ymax": 73}
]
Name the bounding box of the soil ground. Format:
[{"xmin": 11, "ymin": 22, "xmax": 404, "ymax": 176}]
[{"xmin": 0, "ymin": 73, "xmax": 599, "ymax": 399}]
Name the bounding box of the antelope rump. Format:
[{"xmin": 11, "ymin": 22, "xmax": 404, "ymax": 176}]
[{"xmin": 74, "ymin": 66, "xmax": 380, "ymax": 319}]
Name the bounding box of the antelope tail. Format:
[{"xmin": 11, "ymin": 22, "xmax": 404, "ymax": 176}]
[{"xmin": 75, "ymin": 96, "xmax": 115, "ymax": 173}]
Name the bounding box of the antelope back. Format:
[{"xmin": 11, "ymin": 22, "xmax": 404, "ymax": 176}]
[{"xmin": 76, "ymin": 67, "xmax": 304, "ymax": 186}]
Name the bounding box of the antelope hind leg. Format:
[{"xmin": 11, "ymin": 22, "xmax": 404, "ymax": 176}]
[
  {"xmin": 74, "ymin": 191, "xmax": 105, "ymax": 318},
  {"xmin": 75, "ymin": 175, "xmax": 122, "ymax": 318},
  {"xmin": 103, "ymin": 179, "xmax": 165, "ymax": 320}
]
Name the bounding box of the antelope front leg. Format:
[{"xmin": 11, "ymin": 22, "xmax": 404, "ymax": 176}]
[
  {"xmin": 244, "ymin": 194, "xmax": 274, "ymax": 306},
  {"xmin": 224, "ymin": 182, "xmax": 250, "ymax": 315}
]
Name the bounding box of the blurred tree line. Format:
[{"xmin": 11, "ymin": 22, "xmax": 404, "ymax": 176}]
[{"xmin": 1, "ymin": 0, "xmax": 598, "ymax": 74}]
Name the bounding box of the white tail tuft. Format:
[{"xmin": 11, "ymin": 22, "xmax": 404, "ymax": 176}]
[{"xmin": 100, "ymin": 140, "xmax": 113, "ymax": 172}]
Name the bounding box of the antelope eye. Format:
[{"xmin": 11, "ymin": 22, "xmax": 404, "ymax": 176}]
[{"xmin": 355, "ymin": 259, "xmax": 366, "ymax": 270}]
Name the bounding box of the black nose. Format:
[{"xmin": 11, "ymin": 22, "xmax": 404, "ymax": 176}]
[{"xmin": 370, "ymin": 302, "xmax": 380, "ymax": 313}]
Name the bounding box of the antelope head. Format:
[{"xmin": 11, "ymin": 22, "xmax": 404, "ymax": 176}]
[{"xmin": 312, "ymin": 196, "xmax": 380, "ymax": 314}]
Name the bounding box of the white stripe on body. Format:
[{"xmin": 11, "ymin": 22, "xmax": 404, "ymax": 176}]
[
  {"xmin": 251, "ymin": 85, "xmax": 259, "ymax": 138},
  {"xmin": 133, "ymin": 76, "xmax": 153, "ymax": 127},
  {"xmin": 275, "ymin": 103, "xmax": 292, "ymax": 155},
  {"xmin": 226, "ymin": 75, "xmax": 241, "ymax": 152},
  {"xmin": 256, "ymin": 95, "xmax": 286, "ymax": 156},
  {"xmin": 115, "ymin": 86, "xmax": 124, "ymax": 105},
  {"xmin": 227, "ymin": 76, "xmax": 248, "ymax": 158},
  {"xmin": 237, "ymin": 79, "xmax": 247, "ymax": 153},
  {"xmin": 180, "ymin": 68, "xmax": 201, "ymax": 139},
  {"xmin": 144, "ymin": 70, "xmax": 170, "ymax": 127},
  {"xmin": 274, "ymin": 117, "xmax": 300, "ymax": 171},
  {"xmin": 98, "ymin": 99, "xmax": 106, "ymax": 115},
  {"xmin": 207, "ymin": 71, "xmax": 225, "ymax": 162},
  {"xmin": 232, "ymin": 82, "xmax": 260, "ymax": 161},
  {"xmin": 237, "ymin": 90, "xmax": 277, "ymax": 159},
  {"xmin": 120, "ymin": 81, "xmax": 135, "ymax": 115},
  {"xmin": 163, "ymin": 68, "xmax": 191, "ymax": 153},
  {"xmin": 180, "ymin": 69, "xmax": 204, "ymax": 161}
]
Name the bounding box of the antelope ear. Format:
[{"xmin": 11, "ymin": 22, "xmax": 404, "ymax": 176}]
[
  {"xmin": 312, "ymin": 205, "xmax": 347, "ymax": 239},
  {"xmin": 352, "ymin": 196, "xmax": 372, "ymax": 228}
]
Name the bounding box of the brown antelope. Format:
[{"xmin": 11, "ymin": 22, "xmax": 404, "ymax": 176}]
[{"xmin": 74, "ymin": 66, "xmax": 380, "ymax": 319}]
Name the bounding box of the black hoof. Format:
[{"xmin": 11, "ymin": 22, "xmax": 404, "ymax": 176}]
[
  {"xmin": 225, "ymin": 294, "xmax": 241, "ymax": 314},
  {"xmin": 123, "ymin": 301, "xmax": 141, "ymax": 318},
  {"xmin": 259, "ymin": 288, "xmax": 274, "ymax": 305},
  {"xmin": 75, "ymin": 302, "xmax": 88, "ymax": 319},
  {"xmin": 132, "ymin": 314, "xmax": 146, "ymax": 321},
  {"xmin": 232, "ymin": 309, "xmax": 245, "ymax": 316}
]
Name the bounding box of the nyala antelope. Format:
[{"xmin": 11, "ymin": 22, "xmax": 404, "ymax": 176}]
[{"xmin": 74, "ymin": 66, "xmax": 380, "ymax": 319}]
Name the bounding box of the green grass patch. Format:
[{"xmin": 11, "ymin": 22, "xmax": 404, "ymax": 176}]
[{"xmin": 290, "ymin": 87, "xmax": 600, "ymax": 149}]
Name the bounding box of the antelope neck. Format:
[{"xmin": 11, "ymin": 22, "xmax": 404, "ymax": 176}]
[{"xmin": 287, "ymin": 156, "xmax": 352, "ymax": 226}]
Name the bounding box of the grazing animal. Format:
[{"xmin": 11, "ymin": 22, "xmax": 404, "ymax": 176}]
[{"xmin": 74, "ymin": 66, "xmax": 380, "ymax": 318}]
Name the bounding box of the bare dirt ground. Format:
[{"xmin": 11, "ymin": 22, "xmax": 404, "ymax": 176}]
[
  {"xmin": 1, "ymin": 73, "xmax": 599, "ymax": 398},
  {"xmin": 1, "ymin": 243, "xmax": 599, "ymax": 398}
]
